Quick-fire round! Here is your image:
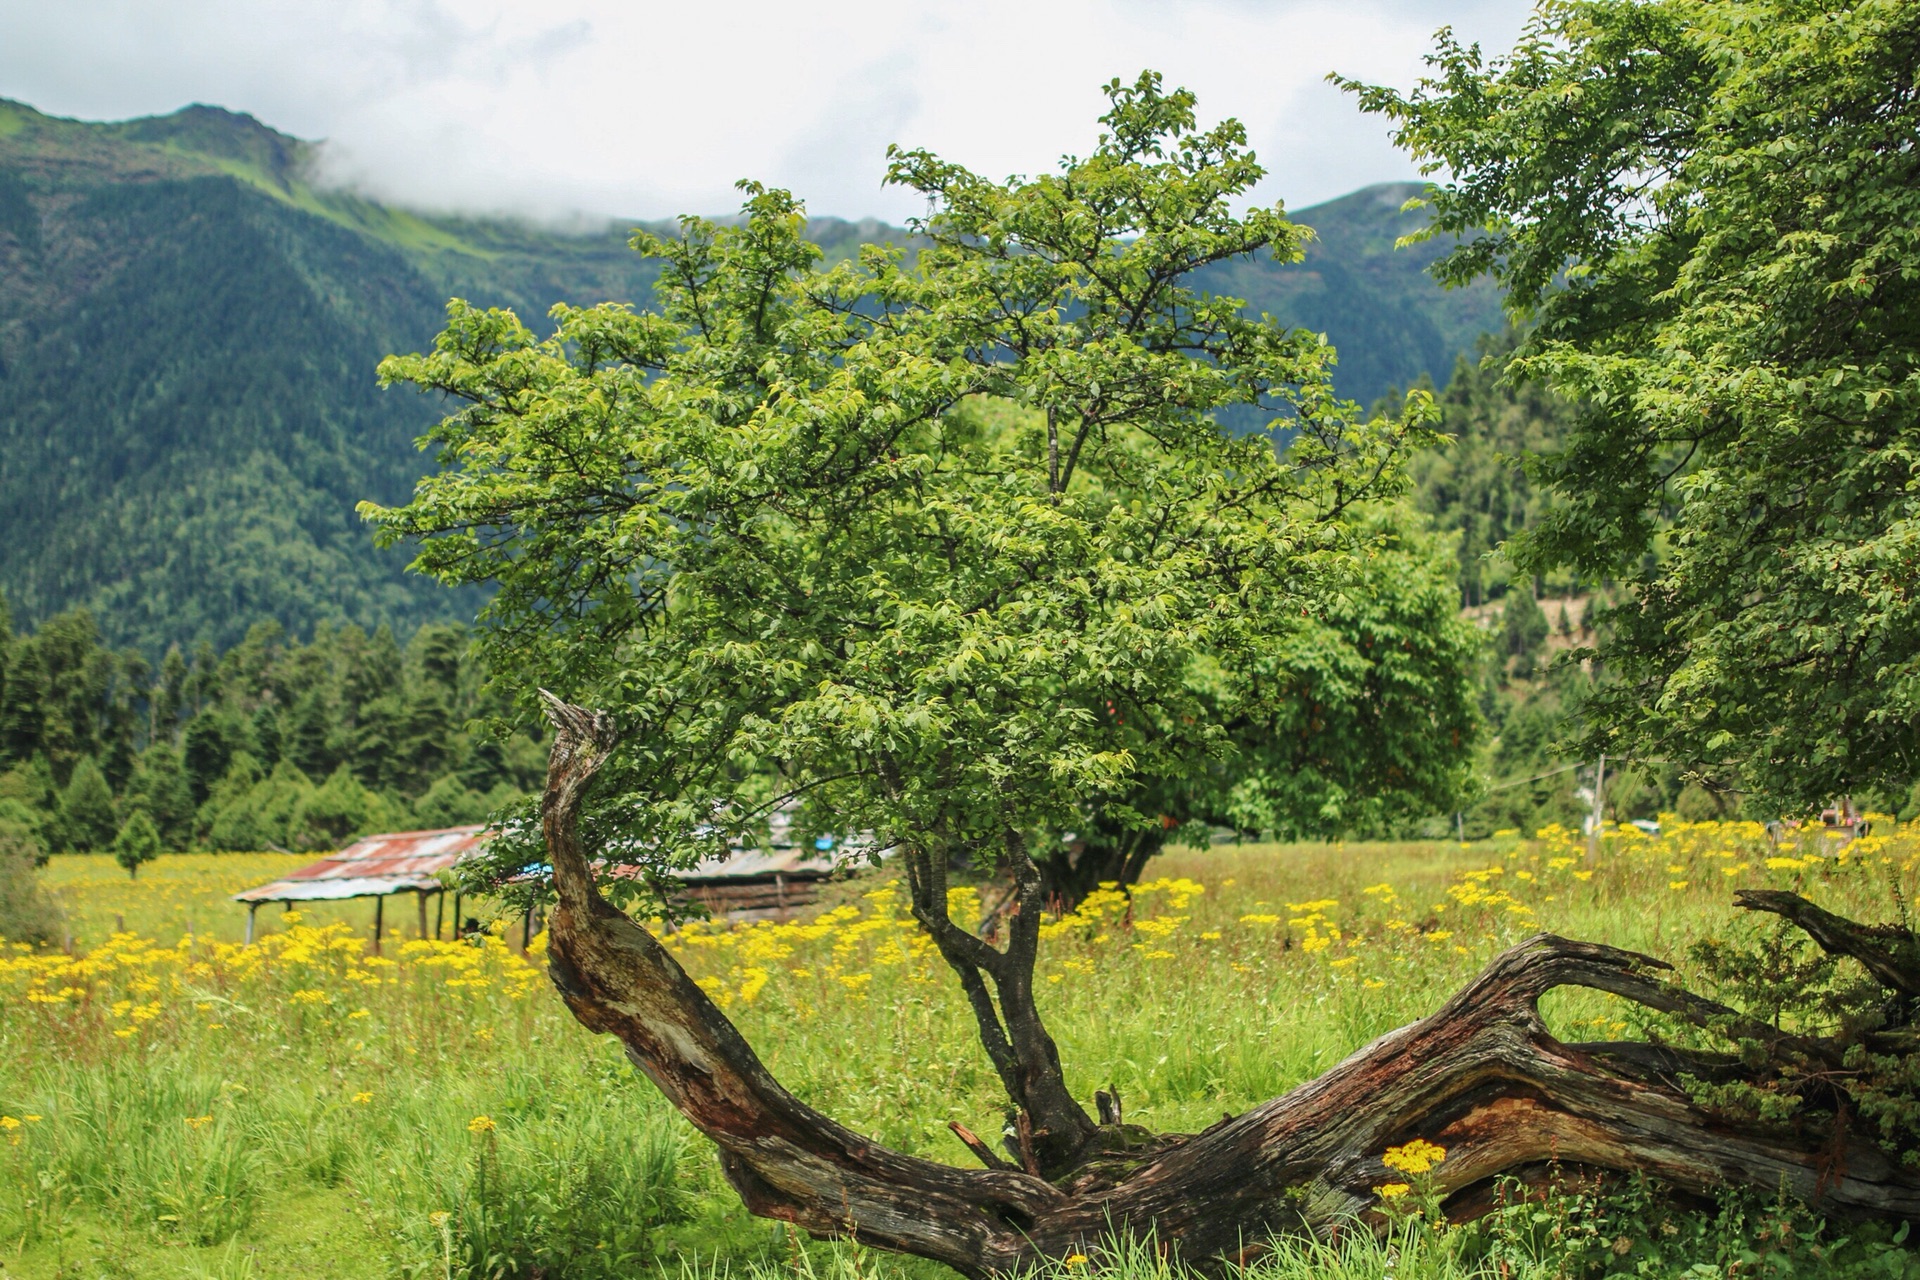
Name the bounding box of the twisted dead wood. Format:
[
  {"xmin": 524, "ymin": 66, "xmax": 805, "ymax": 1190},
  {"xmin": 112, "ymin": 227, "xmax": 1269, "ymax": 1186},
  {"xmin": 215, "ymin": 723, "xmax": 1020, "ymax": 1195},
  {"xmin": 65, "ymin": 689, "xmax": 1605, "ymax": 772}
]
[{"xmin": 535, "ymin": 695, "xmax": 1920, "ymax": 1276}]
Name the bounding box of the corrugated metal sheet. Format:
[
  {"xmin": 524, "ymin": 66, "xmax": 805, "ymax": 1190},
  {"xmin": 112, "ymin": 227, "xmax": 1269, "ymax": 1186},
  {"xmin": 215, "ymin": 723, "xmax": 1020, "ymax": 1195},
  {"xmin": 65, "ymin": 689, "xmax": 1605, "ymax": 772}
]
[
  {"xmin": 679, "ymin": 846, "xmax": 842, "ymax": 882},
  {"xmin": 233, "ymin": 824, "xmax": 880, "ymax": 905},
  {"xmin": 232, "ymin": 826, "xmax": 489, "ymax": 903}
]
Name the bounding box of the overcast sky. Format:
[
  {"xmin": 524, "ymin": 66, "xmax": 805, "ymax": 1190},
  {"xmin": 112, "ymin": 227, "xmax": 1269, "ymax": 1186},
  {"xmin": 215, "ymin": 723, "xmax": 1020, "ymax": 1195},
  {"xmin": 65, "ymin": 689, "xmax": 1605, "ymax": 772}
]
[{"xmin": 0, "ymin": 0, "xmax": 1533, "ymax": 225}]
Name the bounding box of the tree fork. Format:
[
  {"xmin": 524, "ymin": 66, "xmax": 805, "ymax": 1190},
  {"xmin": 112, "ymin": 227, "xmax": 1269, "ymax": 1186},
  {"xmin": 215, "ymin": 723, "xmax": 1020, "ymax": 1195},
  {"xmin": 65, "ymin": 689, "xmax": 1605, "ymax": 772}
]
[
  {"xmin": 537, "ymin": 696, "xmax": 1920, "ymax": 1276},
  {"xmin": 901, "ymin": 833, "xmax": 1095, "ymax": 1173}
]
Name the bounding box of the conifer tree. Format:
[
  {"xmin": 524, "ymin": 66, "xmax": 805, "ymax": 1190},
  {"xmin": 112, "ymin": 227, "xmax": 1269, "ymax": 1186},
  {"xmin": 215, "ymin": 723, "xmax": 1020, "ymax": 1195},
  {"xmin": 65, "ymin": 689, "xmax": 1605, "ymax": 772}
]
[
  {"xmin": 59, "ymin": 756, "xmax": 116, "ymax": 853},
  {"xmin": 128, "ymin": 742, "xmax": 196, "ymax": 848},
  {"xmin": 111, "ymin": 807, "xmax": 160, "ymax": 878}
]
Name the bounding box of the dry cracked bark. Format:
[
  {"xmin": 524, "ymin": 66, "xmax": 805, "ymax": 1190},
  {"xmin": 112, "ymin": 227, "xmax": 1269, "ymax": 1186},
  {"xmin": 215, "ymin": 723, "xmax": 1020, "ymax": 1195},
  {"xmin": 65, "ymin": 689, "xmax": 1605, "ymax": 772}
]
[{"xmin": 534, "ymin": 695, "xmax": 1920, "ymax": 1276}]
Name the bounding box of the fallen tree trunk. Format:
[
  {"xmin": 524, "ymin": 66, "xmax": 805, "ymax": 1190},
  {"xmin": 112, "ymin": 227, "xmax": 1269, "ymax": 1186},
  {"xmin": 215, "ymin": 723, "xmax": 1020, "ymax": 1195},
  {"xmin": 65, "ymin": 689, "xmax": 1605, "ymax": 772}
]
[{"xmin": 535, "ymin": 696, "xmax": 1920, "ymax": 1276}]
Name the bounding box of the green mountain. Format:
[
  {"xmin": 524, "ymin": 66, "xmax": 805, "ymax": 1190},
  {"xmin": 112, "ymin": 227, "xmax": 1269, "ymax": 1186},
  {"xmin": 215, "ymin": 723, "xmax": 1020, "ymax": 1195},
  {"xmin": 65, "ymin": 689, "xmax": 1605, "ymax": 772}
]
[
  {"xmin": 0, "ymin": 99, "xmax": 1501, "ymax": 654},
  {"xmin": 1203, "ymin": 182, "xmax": 1502, "ymax": 410}
]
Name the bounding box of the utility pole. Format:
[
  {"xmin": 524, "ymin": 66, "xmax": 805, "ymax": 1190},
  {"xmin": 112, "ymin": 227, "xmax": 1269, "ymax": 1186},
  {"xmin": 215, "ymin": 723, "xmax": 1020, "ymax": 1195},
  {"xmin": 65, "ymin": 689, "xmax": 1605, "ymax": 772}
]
[{"xmin": 1586, "ymin": 754, "xmax": 1607, "ymax": 859}]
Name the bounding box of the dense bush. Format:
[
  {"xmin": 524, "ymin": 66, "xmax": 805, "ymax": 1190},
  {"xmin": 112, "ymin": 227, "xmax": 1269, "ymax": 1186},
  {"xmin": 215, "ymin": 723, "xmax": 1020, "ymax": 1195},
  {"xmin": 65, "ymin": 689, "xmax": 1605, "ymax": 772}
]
[{"xmin": 0, "ymin": 845, "xmax": 56, "ymax": 948}]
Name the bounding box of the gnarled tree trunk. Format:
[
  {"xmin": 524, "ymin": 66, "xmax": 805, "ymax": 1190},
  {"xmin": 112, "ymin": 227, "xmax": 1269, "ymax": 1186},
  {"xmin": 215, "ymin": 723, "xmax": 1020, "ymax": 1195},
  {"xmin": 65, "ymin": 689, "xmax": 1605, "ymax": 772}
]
[{"xmin": 536, "ymin": 696, "xmax": 1920, "ymax": 1277}]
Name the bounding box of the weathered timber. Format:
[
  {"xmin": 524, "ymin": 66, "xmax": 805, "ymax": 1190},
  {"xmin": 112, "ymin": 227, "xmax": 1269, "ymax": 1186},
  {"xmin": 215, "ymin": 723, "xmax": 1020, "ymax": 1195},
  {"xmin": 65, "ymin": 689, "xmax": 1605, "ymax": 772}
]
[
  {"xmin": 1735, "ymin": 888, "xmax": 1920, "ymax": 1000},
  {"xmin": 536, "ymin": 695, "xmax": 1920, "ymax": 1276}
]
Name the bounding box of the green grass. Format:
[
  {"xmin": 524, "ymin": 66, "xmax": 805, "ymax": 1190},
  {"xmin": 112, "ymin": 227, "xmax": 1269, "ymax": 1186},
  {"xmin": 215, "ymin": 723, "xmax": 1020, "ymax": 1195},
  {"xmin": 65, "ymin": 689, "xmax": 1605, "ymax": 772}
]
[{"xmin": 5, "ymin": 825, "xmax": 1920, "ymax": 1278}]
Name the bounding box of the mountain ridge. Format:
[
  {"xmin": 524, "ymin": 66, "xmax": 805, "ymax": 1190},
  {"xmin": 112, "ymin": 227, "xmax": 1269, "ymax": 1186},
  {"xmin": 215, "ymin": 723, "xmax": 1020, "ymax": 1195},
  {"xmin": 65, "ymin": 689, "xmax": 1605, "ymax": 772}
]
[{"xmin": 0, "ymin": 98, "xmax": 1503, "ymax": 655}]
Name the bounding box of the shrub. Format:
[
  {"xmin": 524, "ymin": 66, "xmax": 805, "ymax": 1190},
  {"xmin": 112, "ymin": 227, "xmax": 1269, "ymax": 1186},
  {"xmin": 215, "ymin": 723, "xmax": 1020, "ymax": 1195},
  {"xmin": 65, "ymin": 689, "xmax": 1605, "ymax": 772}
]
[
  {"xmin": 0, "ymin": 800, "xmax": 47, "ymax": 869},
  {"xmin": 0, "ymin": 840, "xmax": 58, "ymax": 947}
]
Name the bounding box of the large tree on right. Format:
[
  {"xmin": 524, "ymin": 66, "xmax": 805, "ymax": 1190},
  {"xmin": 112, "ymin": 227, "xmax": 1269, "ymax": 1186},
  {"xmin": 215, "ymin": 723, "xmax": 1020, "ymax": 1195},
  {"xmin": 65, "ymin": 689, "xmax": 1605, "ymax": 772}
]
[{"xmin": 1344, "ymin": 0, "xmax": 1920, "ymax": 808}]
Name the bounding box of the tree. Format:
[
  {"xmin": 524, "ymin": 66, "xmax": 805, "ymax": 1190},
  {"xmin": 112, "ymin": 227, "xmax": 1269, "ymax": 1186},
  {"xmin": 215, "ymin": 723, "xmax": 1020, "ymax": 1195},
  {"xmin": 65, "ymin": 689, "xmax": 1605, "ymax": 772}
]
[
  {"xmin": 1214, "ymin": 513, "xmax": 1483, "ymax": 841},
  {"xmin": 127, "ymin": 741, "xmax": 196, "ymax": 849},
  {"xmin": 1410, "ymin": 334, "xmax": 1578, "ymax": 608},
  {"xmin": 59, "ymin": 755, "xmax": 116, "ymax": 853},
  {"xmin": 1029, "ymin": 512, "xmax": 1482, "ymax": 908},
  {"xmin": 1340, "ymin": 0, "xmax": 1920, "ymax": 809},
  {"xmin": 182, "ymin": 710, "xmax": 245, "ymax": 806},
  {"xmin": 111, "ymin": 807, "xmax": 160, "ymax": 878},
  {"xmin": 412, "ymin": 773, "xmax": 491, "ymax": 829},
  {"xmin": 1500, "ymin": 585, "xmax": 1548, "ymax": 676},
  {"xmin": 374, "ymin": 71, "xmax": 1430, "ymax": 1176},
  {"xmin": 207, "ymin": 760, "xmax": 314, "ymax": 852},
  {"xmin": 291, "ymin": 764, "xmax": 384, "ymax": 851},
  {"xmin": 150, "ymin": 643, "xmax": 189, "ymax": 742},
  {"xmin": 372, "ymin": 72, "xmax": 1920, "ymax": 1272}
]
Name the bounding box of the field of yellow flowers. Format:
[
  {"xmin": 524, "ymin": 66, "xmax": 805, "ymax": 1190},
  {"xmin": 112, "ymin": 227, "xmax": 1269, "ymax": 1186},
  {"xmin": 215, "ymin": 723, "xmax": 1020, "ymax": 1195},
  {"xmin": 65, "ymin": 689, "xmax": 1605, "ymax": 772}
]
[{"xmin": 6, "ymin": 822, "xmax": 1920, "ymax": 1280}]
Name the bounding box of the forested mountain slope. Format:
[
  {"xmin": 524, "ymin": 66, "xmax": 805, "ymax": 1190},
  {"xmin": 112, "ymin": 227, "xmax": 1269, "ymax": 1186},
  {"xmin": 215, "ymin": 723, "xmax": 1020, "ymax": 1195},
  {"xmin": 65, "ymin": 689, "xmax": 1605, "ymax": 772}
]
[
  {"xmin": 1202, "ymin": 182, "xmax": 1501, "ymax": 411},
  {"xmin": 0, "ymin": 98, "xmax": 1500, "ymax": 654},
  {"xmin": 0, "ymin": 99, "xmax": 668, "ymax": 653}
]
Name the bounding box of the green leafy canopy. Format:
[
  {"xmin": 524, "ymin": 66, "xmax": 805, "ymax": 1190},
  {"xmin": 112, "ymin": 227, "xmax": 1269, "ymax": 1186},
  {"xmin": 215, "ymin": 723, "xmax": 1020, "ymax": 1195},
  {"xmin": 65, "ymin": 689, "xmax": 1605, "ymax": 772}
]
[
  {"xmin": 1343, "ymin": 0, "xmax": 1920, "ymax": 808},
  {"xmin": 366, "ymin": 73, "xmax": 1439, "ymax": 889}
]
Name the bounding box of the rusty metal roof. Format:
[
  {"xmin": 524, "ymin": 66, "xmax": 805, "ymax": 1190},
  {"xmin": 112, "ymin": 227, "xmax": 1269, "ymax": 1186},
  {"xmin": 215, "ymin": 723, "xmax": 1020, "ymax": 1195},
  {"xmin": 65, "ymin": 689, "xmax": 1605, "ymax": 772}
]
[
  {"xmin": 232, "ymin": 826, "xmax": 490, "ymax": 903},
  {"xmin": 233, "ymin": 825, "xmax": 878, "ymax": 905}
]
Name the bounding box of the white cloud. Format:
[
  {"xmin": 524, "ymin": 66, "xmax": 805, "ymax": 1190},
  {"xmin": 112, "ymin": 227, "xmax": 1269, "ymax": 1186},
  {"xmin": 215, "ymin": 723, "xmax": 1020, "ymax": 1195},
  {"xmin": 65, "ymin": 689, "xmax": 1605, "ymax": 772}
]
[{"xmin": 0, "ymin": 0, "xmax": 1532, "ymax": 222}]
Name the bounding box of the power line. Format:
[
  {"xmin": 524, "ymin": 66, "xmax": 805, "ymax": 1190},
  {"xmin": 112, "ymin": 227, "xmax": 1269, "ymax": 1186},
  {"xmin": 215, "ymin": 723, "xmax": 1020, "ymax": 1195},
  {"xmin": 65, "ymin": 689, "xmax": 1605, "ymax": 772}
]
[
  {"xmin": 1482, "ymin": 759, "xmax": 1574, "ymax": 790},
  {"xmin": 1482, "ymin": 757, "xmax": 1675, "ymax": 794}
]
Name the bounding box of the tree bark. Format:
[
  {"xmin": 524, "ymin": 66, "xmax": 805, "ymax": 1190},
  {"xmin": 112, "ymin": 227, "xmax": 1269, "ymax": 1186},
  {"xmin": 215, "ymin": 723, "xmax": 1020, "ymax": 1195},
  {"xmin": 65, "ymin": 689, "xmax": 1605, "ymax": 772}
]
[
  {"xmin": 900, "ymin": 835, "xmax": 1096, "ymax": 1174},
  {"xmin": 1029, "ymin": 822, "xmax": 1167, "ymax": 913},
  {"xmin": 536, "ymin": 696, "xmax": 1920, "ymax": 1276}
]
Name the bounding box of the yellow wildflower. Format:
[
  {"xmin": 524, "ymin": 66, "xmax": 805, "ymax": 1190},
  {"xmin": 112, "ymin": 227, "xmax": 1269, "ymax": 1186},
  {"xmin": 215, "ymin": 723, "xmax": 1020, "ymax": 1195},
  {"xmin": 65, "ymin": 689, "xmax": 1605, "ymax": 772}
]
[{"xmin": 1382, "ymin": 1138, "xmax": 1446, "ymax": 1176}]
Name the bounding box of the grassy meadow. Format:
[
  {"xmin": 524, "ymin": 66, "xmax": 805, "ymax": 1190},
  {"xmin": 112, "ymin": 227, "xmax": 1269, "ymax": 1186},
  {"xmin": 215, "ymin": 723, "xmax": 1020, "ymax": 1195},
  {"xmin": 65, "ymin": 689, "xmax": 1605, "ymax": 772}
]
[{"xmin": 7, "ymin": 826, "xmax": 1920, "ymax": 1279}]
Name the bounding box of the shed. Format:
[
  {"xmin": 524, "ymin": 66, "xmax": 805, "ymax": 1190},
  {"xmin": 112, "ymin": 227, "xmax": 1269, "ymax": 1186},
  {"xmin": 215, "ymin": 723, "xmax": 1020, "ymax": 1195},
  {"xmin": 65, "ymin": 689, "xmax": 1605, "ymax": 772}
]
[
  {"xmin": 233, "ymin": 815, "xmax": 873, "ymax": 946},
  {"xmin": 665, "ymin": 803, "xmax": 871, "ymax": 918},
  {"xmin": 232, "ymin": 825, "xmax": 489, "ymax": 947},
  {"xmin": 672, "ymin": 844, "xmax": 844, "ymax": 919}
]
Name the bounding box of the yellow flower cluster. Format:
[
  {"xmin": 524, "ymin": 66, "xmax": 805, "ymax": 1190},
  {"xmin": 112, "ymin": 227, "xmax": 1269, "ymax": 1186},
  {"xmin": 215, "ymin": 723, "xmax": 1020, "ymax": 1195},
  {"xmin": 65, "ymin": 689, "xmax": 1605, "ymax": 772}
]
[
  {"xmin": 1524, "ymin": 815, "xmax": 1916, "ymax": 899},
  {"xmin": 34, "ymin": 852, "xmax": 309, "ymax": 948},
  {"xmin": 661, "ymin": 881, "xmax": 949, "ymax": 1009},
  {"xmin": 1382, "ymin": 1138, "xmax": 1446, "ymax": 1176},
  {"xmin": 1, "ymin": 913, "xmax": 546, "ymax": 1057},
  {"xmin": 1446, "ymin": 867, "xmax": 1533, "ymax": 919},
  {"xmin": 1372, "ymin": 1139, "xmax": 1447, "ymax": 1206}
]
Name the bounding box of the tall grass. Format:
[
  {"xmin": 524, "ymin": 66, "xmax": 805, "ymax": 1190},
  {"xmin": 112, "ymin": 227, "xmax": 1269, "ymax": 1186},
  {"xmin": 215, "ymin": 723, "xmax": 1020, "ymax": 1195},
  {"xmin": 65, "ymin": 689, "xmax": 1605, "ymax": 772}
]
[{"xmin": 4, "ymin": 821, "xmax": 1920, "ymax": 1276}]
